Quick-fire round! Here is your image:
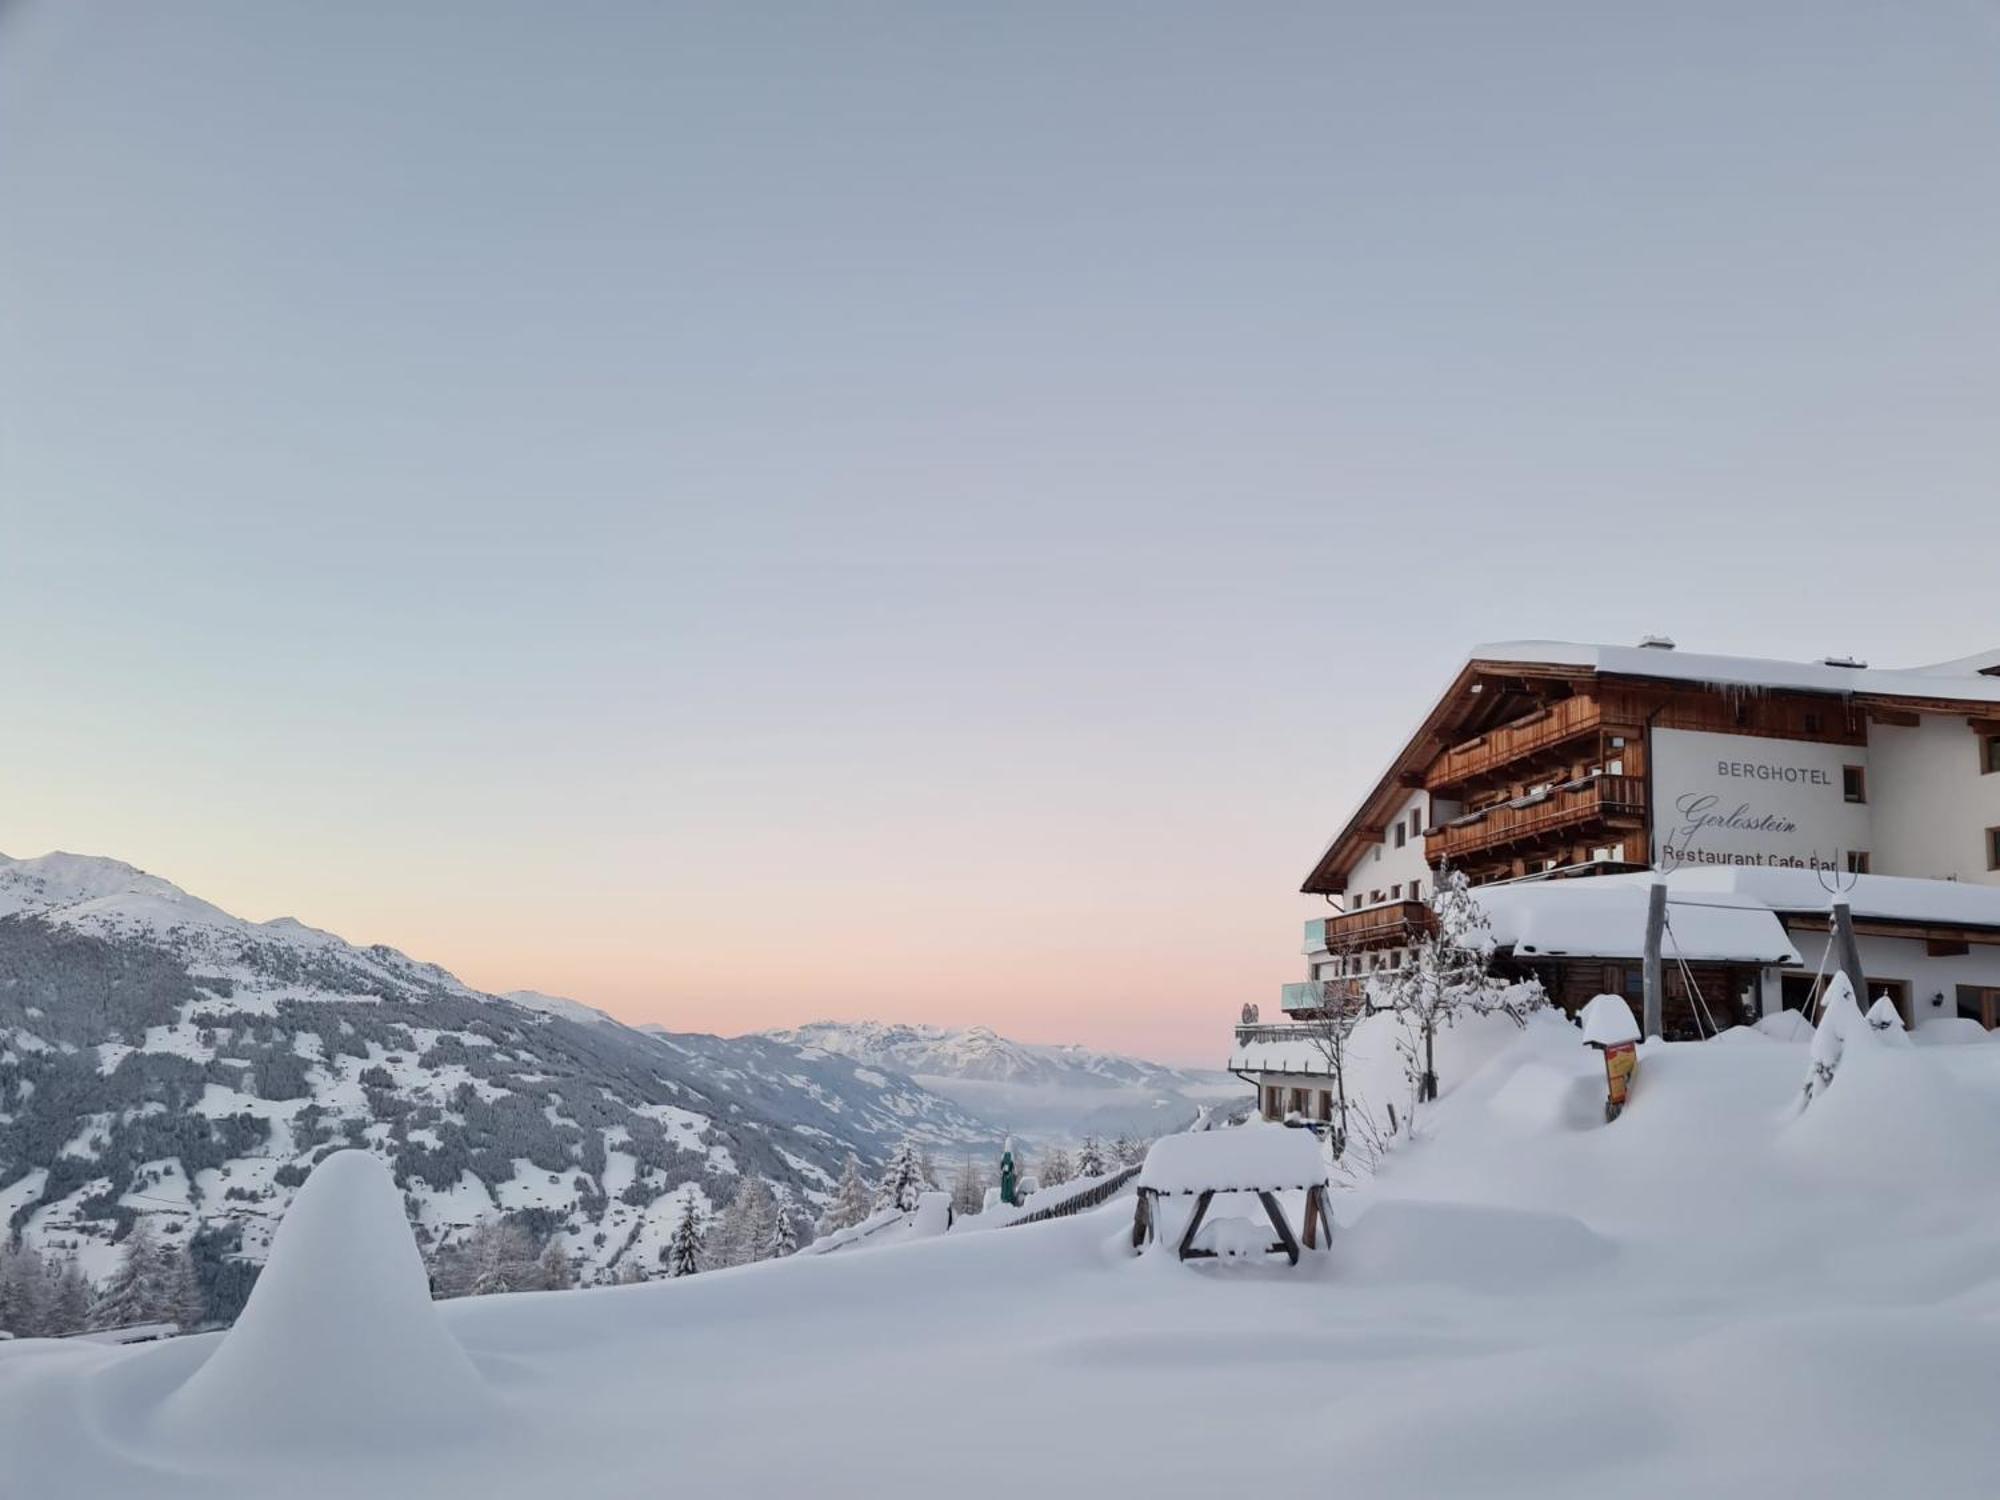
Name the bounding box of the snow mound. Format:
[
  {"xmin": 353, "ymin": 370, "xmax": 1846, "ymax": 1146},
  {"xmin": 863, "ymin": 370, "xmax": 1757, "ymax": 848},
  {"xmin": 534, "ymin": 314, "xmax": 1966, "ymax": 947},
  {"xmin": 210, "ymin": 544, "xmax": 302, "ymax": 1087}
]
[
  {"xmin": 1754, "ymin": 1010, "xmax": 1815, "ymax": 1043},
  {"xmin": 1338, "ymin": 1201, "xmax": 1616, "ymax": 1291},
  {"xmin": 1484, "ymin": 1058, "xmax": 1605, "ymax": 1133},
  {"xmin": 161, "ymin": 1150, "xmax": 495, "ymax": 1448},
  {"xmin": 1913, "ymin": 1017, "xmax": 1994, "ymax": 1047},
  {"xmin": 1782, "ymin": 1045, "xmax": 2000, "ymax": 1189},
  {"xmin": 1577, "ymin": 993, "xmax": 1640, "ymax": 1047},
  {"xmin": 1137, "ymin": 1123, "xmax": 1325, "ymax": 1194}
]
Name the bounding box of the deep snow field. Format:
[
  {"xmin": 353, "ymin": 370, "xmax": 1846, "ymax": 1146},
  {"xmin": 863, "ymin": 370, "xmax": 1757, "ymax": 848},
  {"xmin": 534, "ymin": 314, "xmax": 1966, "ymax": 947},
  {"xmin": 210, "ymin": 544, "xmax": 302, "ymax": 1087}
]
[{"xmin": 8, "ymin": 1010, "xmax": 2000, "ymax": 1499}]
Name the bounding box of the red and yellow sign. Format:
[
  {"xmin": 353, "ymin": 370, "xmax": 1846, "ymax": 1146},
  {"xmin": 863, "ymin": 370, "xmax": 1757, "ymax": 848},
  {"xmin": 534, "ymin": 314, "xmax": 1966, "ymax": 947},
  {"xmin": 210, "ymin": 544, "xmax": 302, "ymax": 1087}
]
[{"xmin": 1603, "ymin": 1040, "xmax": 1637, "ymax": 1113}]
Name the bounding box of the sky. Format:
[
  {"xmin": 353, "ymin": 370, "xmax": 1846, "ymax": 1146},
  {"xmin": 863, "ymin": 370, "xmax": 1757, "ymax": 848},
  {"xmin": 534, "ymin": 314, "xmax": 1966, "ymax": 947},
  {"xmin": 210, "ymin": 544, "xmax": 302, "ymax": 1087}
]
[{"xmin": 2, "ymin": 2, "xmax": 1997, "ymax": 1064}]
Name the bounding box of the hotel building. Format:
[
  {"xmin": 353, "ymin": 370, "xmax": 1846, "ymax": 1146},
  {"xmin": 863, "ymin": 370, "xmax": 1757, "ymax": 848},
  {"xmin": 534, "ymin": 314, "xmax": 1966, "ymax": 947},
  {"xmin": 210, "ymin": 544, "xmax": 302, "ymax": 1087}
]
[{"xmin": 1235, "ymin": 640, "xmax": 2000, "ymax": 1117}]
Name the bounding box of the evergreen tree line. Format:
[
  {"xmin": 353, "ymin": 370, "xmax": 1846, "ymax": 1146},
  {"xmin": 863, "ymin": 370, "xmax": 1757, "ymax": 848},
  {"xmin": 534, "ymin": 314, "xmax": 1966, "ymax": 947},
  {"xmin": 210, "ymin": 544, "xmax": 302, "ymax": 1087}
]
[
  {"xmin": 653, "ymin": 1174, "xmax": 809, "ymax": 1280},
  {"xmin": 0, "ymin": 1220, "xmax": 202, "ymax": 1338}
]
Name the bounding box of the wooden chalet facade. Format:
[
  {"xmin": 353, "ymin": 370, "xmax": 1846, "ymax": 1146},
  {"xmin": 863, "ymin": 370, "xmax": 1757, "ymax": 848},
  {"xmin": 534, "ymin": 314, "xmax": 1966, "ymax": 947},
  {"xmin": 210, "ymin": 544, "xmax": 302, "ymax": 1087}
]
[{"xmin": 1234, "ymin": 641, "xmax": 2000, "ymax": 1105}]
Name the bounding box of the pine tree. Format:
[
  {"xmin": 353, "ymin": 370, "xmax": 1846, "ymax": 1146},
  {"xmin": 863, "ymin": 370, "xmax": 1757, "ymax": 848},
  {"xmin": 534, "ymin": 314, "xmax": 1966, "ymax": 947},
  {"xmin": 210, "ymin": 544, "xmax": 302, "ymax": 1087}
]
[
  {"xmin": 0, "ymin": 1245, "xmax": 50, "ymax": 1338},
  {"xmin": 873, "ymin": 1139, "xmax": 925, "ymax": 1214},
  {"xmin": 668, "ymin": 1195, "xmax": 705, "ymax": 1278},
  {"xmin": 89, "ymin": 1220, "xmax": 169, "ymax": 1330},
  {"xmin": 819, "ymin": 1153, "xmax": 871, "ymax": 1234},
  {"xmin": 713, "ymin": 1176, "xmax": 777, "ymax": 1268},
  {"xmin": 1111, "ymin": 1134, "xmax": 1142, "ymax": 1167},
  {"xmin": 165, "ymin": 1247, "xmax": 206, "ymax": 1332},
  {"xmin": 1075, "ymin": 1136, "xmax": 1108, "ymax": 1178},
  {"xmin": 47, "ymin": 1260, "xmax": 91, "ymax": 1336}
]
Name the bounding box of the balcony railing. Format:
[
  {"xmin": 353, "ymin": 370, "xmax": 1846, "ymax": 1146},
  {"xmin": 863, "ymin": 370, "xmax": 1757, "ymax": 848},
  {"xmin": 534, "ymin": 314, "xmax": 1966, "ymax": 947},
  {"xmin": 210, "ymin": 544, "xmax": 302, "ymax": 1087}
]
[
  {"xmin": 1302, "ymin": 899, "xmax": 1433, "ymax": 954},
  {"xmin": 1279, "ymin": 977, "xmax": 1373, "ymax": 1014},
  {"xmin": 1425, "ymin": 695, "xmax": 1605, "ymax": 791},
  {"xmin": 1425, "ymin": 773, "xmax": 1646, "ymax": 864}
]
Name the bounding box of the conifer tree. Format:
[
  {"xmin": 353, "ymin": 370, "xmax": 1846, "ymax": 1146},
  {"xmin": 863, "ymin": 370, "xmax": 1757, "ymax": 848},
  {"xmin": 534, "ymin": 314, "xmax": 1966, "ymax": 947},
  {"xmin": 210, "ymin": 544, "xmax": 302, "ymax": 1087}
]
[
  {"xmin": 47, "ymin": 1260, "xmax": 91, "ymax": 1336},
  {"xmin": 166, "ymin": 1247, "xmax": 206, "ymax": 1332},
  {"xmin": 1075, "ymin": 1135, "xmax": 1108, "ymax": 1178},
  {"xmin": 668, "ymin": 1195, "xmax": 705, "ymax": 1278},
  {"xmin": 820, "ymin": 1153, "xmax": 872, "ymax": 1234},
  {"xmin": 0, "ymin": 1245, "xmax": 50, "ymax": 1338},
  {"xmin": 873, "ymin": 1139, "xmax": 926, "ymax": 1214},
  {"xmin": 89, "ymin": 1220, "xmax": 168, "ymax": 1330}
]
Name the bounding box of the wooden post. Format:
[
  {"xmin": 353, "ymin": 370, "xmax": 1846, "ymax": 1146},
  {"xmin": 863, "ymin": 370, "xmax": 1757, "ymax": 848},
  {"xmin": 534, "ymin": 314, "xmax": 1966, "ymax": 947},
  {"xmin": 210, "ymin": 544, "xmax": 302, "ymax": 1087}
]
[
  {"xmin": 1643, "ymin": 874, "xmax": 1666, "ymax": 1040},
  {"xmin": 1831, "ymin": 896, "xmax": 1868, "ymax": 1010},
  {"xmin": 1256, "ymin": 1191, "xmax": 1301, "ymax": 1266},
  {"xmin": 1176, "ymin": 1190, "xmax": 1215, "ymax": 1261}
]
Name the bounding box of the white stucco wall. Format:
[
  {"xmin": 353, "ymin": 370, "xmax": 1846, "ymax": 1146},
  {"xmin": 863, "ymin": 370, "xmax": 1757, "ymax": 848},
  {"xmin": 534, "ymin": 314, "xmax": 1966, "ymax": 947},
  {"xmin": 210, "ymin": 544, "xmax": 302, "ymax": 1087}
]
[
  {"xmin": 1775, "ymin": 928, "xmax": 2000, "ymax": 1025},
  {"xmin": 1345, "ymin": 789, "xmax": 1438, "ymax": 909},
  {"xmin": 1866, "ymin": 715, "xmax": 2000, "ymax": 885}
]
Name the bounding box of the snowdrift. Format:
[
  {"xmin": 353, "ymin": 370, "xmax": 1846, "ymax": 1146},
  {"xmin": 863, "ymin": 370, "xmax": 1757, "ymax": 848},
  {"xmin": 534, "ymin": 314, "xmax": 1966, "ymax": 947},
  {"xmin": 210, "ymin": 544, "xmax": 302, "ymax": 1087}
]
[
  {"xmin": 11, "ymin": 1020, "xmax": 2000, "ymax": 1498},
  {"xmin": 161, "ymin": 1150, "xmax": 496, "ymax": 1449}
]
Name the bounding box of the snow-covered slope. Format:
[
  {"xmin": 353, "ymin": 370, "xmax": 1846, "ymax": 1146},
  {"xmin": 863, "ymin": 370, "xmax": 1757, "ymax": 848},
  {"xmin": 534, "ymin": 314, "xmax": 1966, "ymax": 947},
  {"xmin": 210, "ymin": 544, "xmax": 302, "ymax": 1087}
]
[
  {"xmin": 13, "ymin": 1014, "xmax": 2000, "ymax": 1497},
  {"xmin": 764, "ymin": 1020, "xmax": 1241, "ymax": 1145},
  {"xmin": 0, "ymin": 852, "xmax": 990, "ymax": 1292}
]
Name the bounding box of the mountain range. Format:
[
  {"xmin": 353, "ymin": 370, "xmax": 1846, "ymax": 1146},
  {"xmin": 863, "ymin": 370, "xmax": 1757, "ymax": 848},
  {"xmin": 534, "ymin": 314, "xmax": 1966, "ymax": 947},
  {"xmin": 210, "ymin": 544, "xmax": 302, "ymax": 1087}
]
[
  {"xmin": 766, "ymin": 1020, "xmax": 1239, "ymax": 1144},
  {"xmin": 0, "ymin": 852, "xmax": 1233, "ymax": 1300}
]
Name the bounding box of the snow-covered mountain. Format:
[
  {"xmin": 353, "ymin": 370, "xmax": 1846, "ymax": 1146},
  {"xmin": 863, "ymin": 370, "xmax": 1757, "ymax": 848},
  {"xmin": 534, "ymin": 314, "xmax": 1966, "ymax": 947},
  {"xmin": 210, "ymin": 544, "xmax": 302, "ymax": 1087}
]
[
  {"xmin": 764, "ymin": 1021, "xmax": 1240, "ymax": 1145},
  {"xmin": 0, "ymin": 852, "xmax": 991, "ymax": 1298}
]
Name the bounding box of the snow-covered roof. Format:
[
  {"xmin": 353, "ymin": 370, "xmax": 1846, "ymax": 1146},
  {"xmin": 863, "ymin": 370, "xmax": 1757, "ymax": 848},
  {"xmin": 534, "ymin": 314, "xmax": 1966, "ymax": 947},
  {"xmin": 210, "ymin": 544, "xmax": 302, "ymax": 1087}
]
[
  {"xmin": 1577, "ymin": 994, "xmax": 1641, "ymax": 1047},
  {"xmin": 1476, "ymin": 879, "xmax": 1802, "ymax": 965},
  {"xmin": 1597, "ymin": 868, "xmax": 2000, "ymax": 931},
  {"xmin": 1137, "ymin": 1124, "xmax": 1326, "ymax": 1195},
  {"xmin": 1470, "ymin": 640, "xmax": 2000, "ymax": 705}
]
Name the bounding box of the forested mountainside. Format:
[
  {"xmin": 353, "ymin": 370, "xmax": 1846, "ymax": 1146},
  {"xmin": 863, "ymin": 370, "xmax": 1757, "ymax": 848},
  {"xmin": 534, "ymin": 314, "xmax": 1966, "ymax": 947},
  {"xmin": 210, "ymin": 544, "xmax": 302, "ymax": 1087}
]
[{"xmin": 0, "ymin": 853, "xmax": 991, "ymax": 1308}]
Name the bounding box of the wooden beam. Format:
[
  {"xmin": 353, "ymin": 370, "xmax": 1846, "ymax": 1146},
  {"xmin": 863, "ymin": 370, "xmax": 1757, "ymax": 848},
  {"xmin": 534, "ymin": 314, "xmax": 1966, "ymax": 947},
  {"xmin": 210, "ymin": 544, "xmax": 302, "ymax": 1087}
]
[
  {"xmin": 1256, "ymin": 1190, "xmax": 1302, "ymax": 1267},
  {"xmin": 1868, "ymin": 708, "xmax": 1921, "ymax": 727},
  {"xmin": 1176, "ymin": 1189, "xmax": 1215, "ymax": 1262}
]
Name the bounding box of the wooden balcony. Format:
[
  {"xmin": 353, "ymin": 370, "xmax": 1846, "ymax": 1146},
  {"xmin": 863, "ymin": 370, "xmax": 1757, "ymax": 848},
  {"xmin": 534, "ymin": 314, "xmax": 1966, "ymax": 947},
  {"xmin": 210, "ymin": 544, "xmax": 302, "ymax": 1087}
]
[
  {"xmin": 1425, "ymin": 695, "xmax": 1607, "ymax": 791},
  {"xmin": 1425, "ymin": 774, "xmax": 1646, "ymax": 864},
  {"xmin": 1302, "ymin": 899, "xmax": 1433, "ymax": 954}
]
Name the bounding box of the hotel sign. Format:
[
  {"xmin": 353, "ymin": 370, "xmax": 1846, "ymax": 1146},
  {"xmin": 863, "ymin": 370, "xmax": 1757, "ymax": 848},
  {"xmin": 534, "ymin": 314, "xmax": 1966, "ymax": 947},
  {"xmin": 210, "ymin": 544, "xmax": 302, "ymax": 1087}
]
[{"xmin": 1650, "ymin": 728, "xmax": 1868, "ymax": 871}]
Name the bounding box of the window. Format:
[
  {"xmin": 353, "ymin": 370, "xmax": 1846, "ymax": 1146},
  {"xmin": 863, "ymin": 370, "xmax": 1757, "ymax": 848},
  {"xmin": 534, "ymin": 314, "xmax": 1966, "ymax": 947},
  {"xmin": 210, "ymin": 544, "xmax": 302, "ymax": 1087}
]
[
  {"xmin": 1390, "ymin": 883, "xmax": 1403, "ymax": 900},
  {"xmin": 1408, "ymin": 878, "xmax": 1421, "ymax": 903},
  {"xmin": 1845, "ymin": 851, "xmax": 1870, "ymax": 875},
  {"xmin": 1985, "ymin": 734, "xmax": 2000, "ymax": 775},
  {"xmin": 1804, "ymin": 712, "xmax": 1823, "ymax": 734},
  {"xmin": 1410, "ymin": 809, "xmax": 1424, "ymax": 839},
  {"xmin": 1842, "ymin": 765, "xmax": 1866, "ymax": 804},
  {"xmin": 1989, "ymin": 827, "xmax": 2000, "ymax": 872},
  {"xmin": 1394, "ymin": 822, "xmax": 1407, "ymax": 849},
  {"xmin": 1370, "ymin": 889, "xmax": 1385, "ymax": 905}
]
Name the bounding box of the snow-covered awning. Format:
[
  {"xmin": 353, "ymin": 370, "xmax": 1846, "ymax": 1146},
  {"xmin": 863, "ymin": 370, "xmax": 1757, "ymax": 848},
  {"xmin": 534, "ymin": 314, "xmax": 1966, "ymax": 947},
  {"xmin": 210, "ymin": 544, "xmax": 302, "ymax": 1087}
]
[
  {"xmin": 1475, "ymin": 880, "xmax": 1801, "ymax": 965},
  {"xmin": 1596, "ymin": 867, "xmax": 2000, "ymax": 932},
  {"xmin": 1137, "ymin": 1124, "xmax": 1327, "ymax": 1196}
]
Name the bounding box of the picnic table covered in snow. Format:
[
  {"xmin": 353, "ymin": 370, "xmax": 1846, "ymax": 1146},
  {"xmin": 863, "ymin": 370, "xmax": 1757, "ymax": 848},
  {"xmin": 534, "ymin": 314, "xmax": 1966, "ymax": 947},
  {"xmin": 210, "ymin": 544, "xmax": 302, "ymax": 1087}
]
[{"xmin": 1132, "ymin": 1126, "xmax": 1331, "ymax": 1265}]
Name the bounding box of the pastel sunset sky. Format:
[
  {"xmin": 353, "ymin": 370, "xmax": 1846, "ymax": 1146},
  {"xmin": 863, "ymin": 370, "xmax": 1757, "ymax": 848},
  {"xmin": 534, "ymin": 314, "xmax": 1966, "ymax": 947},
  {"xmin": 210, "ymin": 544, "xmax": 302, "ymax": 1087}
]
[{"xmin": 5, "ymin": 2, "xmax": 1997, "ymax": 1062}]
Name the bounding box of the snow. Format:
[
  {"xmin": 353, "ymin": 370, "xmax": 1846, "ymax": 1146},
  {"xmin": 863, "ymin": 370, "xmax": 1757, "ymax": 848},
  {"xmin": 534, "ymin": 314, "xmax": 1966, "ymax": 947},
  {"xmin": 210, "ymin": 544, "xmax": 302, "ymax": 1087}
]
[
  {"xmin": 11, "ymin": 1032, "xmax": 2000, "ymax": 1500},
  {"xmin": 1599, "ymin": 865, "xmax": 2000, "ymax": 931},
  {"xmin": 17, "ymin": 1004, "xmax": 2000, "ymax": 1495},
  {"xmin": 160, "ymin": 1150, "xmax": 494, "ymax": 1449},
  {"xmin": 1577, "ymin": 993, "xmax": 1641, "ymax": 1047},
  {"xmin": 1471, "ymin": 639, "xmax": 2000, "ymax": 705},
  {"xmin": 1476, "ymin": 879, "xmax": 1800, "ymax": 963},
  {"xmin": 1137, "ymin": 1123, "xmax": 1326, "ymax": 1194}
]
